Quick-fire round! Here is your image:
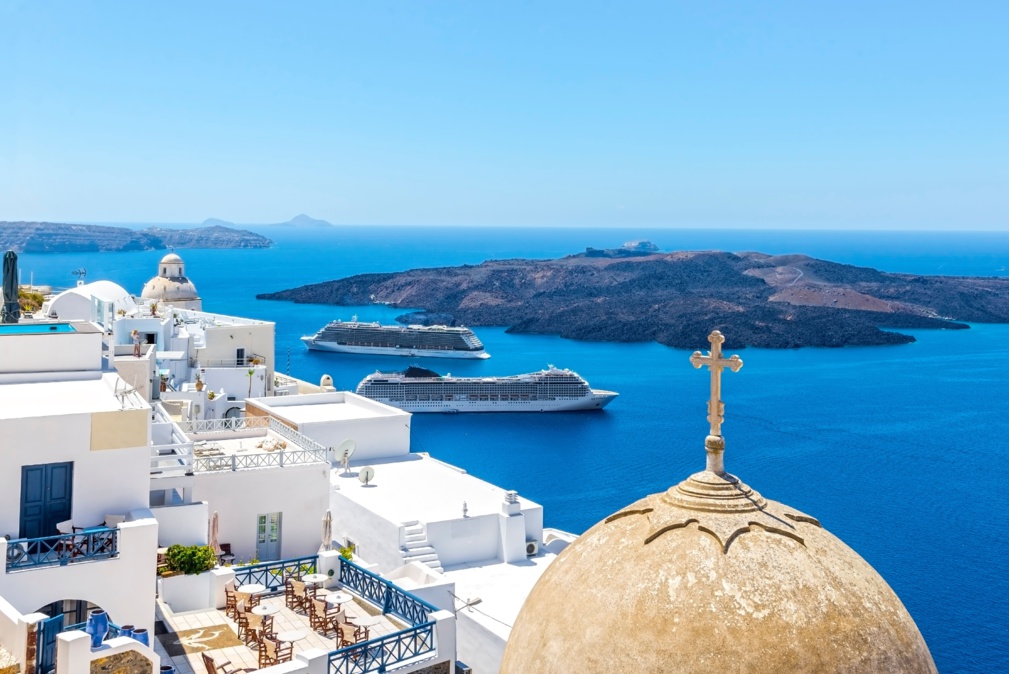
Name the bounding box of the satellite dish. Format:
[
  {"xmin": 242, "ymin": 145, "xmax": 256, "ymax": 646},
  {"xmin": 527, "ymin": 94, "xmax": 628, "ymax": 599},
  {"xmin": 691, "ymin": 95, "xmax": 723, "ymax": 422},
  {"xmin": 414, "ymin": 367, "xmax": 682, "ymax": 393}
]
[
  {"xmin": 337, "ymin": 439, "xmax": 356, "ymax": 473},
  {"xmin": 358, "ymin": 466, "xmax": 375, "ymax": 486}
]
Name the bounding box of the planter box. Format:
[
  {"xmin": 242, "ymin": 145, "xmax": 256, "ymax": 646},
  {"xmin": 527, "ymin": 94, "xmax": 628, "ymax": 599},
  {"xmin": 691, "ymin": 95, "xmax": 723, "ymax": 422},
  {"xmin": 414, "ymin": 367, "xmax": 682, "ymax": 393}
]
[{"xmin": 159, "ymin": 571, "xmax": 212, "ymax": 612}]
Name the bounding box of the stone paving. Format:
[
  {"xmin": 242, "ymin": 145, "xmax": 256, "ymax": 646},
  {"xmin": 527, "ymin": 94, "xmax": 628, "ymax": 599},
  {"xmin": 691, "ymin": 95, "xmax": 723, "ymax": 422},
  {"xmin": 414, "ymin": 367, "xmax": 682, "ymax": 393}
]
[{"xmin": 153, "ymin": 591, "xmax": 403, "ymax": 674}]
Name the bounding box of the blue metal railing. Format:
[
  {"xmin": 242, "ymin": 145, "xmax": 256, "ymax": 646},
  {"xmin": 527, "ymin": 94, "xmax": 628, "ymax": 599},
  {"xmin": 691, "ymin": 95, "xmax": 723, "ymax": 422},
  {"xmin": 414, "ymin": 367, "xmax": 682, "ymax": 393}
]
[
  {"xmin": 338, "ymin": 558, "xmax": 437, "ymax": 627},
  {"xmin": 232, "ymin": 556, "xmax": 317, "ymax": 593},
  {"xmin": 5, "ymin": 528, "xmax": 119, "ymax": 571},
  {"xmin": 327, "ymin": 621, "xmax": 436, "ymax": 674},
  {"xmin": 327, "ymin": 559, "xmax": 439, "ymax": 674}
]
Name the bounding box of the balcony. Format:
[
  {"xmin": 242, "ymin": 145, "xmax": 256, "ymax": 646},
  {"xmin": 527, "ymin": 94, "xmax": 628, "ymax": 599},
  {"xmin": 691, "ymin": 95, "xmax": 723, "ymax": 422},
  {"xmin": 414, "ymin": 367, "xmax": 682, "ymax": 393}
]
[{"xmin": 3, "ymin": 528, "xmax": 119, "ymax": 572}]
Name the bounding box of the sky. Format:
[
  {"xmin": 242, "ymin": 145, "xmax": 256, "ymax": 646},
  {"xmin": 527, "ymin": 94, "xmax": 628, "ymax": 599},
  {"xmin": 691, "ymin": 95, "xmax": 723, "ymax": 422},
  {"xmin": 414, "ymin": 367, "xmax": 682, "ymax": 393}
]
[{"xmin": 0, "ymin": 1, "xmax": 1006, "ymax": 229}]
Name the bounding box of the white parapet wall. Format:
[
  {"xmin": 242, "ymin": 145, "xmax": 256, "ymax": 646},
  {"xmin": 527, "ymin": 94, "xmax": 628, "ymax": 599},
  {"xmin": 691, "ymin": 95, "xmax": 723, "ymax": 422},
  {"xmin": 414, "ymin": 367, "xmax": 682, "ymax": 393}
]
[
  {"xmin": 150, "ymin": 502, "xmax": 210, "ymax": 547},
  {"xmin": 57, "ymin": 631, "xmax": 160, "ymax": 674},
  {"xmin": 0, "ymin": 510, "xmax": 158, "ymax": 634}
]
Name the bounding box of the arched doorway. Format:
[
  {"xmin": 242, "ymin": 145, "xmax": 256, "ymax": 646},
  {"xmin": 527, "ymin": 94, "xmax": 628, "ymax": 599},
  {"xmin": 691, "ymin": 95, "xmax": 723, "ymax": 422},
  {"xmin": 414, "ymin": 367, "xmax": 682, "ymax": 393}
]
[{"xmin": 33, "ymin": 600, "xmax": 112, "ymax": 674}]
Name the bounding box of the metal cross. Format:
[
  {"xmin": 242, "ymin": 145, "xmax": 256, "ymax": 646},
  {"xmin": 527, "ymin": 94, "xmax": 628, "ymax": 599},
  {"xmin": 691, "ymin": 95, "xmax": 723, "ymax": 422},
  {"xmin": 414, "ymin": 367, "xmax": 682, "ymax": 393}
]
[{"xmin": 690, "ymin": 330, "xmax": 743, "ymax": 437}]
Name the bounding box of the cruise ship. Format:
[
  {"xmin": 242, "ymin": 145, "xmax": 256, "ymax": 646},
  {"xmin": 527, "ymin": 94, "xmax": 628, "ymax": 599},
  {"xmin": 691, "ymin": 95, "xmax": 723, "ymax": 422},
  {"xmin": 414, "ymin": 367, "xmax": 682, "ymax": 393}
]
[
  {"xmin": 356, "ymin": 365, "xmax": 618, "ymax": 413},
  {"xmin": 301, "ymin": 318, "xmax": 490, "ymax": 359}
]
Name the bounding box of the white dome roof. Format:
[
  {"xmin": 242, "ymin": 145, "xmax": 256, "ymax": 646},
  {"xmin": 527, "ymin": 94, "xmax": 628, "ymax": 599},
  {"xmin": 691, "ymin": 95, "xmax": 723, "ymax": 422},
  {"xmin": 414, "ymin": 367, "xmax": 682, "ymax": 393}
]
[
  {"xmin": 141, "ymin": 276, "xmax": 198, "ymax": 302},
  {"xmin": 160, "ymin": 252, "xmax": 184, "ymax": 264}
]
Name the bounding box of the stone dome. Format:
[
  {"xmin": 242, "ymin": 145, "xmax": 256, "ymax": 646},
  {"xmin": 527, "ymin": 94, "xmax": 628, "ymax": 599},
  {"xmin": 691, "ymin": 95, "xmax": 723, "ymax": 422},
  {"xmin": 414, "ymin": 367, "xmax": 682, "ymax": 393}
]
[
  {"xmin": 141, "ymin": 251, "xmax": 201, "ymax": 306},
  {"xmin": 501, "ymin": 333, "xmax": 936, "ymax": 674}
]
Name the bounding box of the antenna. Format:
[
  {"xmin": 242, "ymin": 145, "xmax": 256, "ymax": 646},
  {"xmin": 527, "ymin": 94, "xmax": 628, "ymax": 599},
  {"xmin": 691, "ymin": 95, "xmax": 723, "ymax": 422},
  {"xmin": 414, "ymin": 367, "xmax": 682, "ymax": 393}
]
[
  {"xmin": 71, "ymin": 267, "xmax": 87, "ymax": 281},
  {"xmin": 358, "ymin": 466, "xmax": 375, "ymax": 486},
  {"xmin": 337, "ymin": 439, "xmax": 356, "ymax": 474}
]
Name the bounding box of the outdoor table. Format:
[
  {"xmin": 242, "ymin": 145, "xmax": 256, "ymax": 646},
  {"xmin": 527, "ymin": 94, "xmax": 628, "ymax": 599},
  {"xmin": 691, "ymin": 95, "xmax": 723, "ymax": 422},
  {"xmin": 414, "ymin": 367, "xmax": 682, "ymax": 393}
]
[
  {"xmin": 325, "ymin": 592, "xmax": 354, "ymax": 605},
  {"xmin": 301, "ymin": 573, "xmax": 329, "ymax": 585},
  {"xmin": 251, "ymin": 604, "xmax": 280, "ymax": 616},
  {"xmin": 276, "ymin": 630, "xmax": 307, "ymax": 643},
  {"xmin": 354, "ymin": 615, "xmax": 381, "ymax": 627},
  {"xmin": 238, "ymin": 583, "xmax": 266, "ymax": 594}
]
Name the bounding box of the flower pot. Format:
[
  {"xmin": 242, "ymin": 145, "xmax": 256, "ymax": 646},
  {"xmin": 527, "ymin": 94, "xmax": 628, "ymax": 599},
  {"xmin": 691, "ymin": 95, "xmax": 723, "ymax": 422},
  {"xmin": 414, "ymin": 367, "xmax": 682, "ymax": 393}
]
[
  {"xmin": 132, "ymin": 628, "xmax": 149, "ymax": 647},
  {"xmin": 160, "ymin": 666, "xmax": 175, "ymax": 674},
  {"xmin": 85, "ymin": 609, "xmax": 108, "ymax": 648},
  {"xmin": 119, "ymin": 625, "xmax": 134, "ymax": 639},
  {"xmin": 195, "ymin": 380, "xmax": 204, "ymax": 392}
]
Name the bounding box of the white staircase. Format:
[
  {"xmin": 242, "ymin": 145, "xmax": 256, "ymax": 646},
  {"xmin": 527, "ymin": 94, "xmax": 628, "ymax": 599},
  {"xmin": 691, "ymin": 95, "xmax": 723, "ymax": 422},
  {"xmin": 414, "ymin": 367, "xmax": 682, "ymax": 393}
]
[{"xmin": 400, "ymin": 521, "xmax": 443, "ymax": 573}]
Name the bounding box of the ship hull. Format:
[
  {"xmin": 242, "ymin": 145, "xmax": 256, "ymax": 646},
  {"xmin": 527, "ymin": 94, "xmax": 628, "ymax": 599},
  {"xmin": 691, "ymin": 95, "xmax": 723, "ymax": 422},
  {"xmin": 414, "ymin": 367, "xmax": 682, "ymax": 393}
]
[
  {"xmin": 301, "ymin": 337, "xmax": 490, "ymax": 359},
  {"xmin": 364, "ymin": 390, "xmax": 617, "ymax": 413}
]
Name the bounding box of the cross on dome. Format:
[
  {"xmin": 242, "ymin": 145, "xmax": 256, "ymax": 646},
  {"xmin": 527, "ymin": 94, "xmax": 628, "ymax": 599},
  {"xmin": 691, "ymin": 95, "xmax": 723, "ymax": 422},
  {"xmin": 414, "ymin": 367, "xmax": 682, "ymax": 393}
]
[{"xmin": 690, "ymin": 330, "xmax": 742, "ymax": 474}]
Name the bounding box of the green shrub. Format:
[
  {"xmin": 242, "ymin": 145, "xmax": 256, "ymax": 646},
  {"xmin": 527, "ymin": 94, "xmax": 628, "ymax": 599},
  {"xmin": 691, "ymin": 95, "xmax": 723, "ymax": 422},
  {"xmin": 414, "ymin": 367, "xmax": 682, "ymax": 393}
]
[
  {"xmin": 339, "ymin": 545, "xmax": 354, "ymax": 561},
  {"xmin": 165, "ymin": 544, "xmax": 217, "ymax": 575}
]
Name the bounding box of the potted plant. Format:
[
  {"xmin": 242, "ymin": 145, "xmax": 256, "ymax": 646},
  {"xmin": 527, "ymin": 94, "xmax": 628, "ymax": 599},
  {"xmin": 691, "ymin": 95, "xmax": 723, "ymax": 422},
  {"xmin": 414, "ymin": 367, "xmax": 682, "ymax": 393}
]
[
  {"xmin": 160, "ymin": 374, "xmax": 168, "ymax": 393},
  {"xmin": 195, "ymin": 374, "xmax": 204, "ymax": 392},
  {"xmin": 150, "ymin": 301, "xmax": 159, "ymax": 316},
  {"xmin": 208, "ymin": 390, "xmax": 216, "ymax": 400}
]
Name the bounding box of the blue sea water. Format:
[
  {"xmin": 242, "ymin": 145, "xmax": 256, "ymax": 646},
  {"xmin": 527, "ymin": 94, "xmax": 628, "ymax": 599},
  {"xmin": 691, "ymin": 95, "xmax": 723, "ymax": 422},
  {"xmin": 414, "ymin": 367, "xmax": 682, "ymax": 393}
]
[{"xmin": 16, "ymin": 227, "xmax": 1009, "ymax": 673}]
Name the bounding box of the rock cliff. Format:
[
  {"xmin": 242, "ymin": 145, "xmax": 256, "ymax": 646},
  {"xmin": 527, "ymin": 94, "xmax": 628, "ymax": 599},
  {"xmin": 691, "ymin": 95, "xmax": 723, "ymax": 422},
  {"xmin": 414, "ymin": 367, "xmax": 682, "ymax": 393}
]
[
  {"xmin": 257, "ymin": 250, "xmax": 1009, "ymax": 349},
  {"xmin": 0, "ymin": 221, "xmax": 272, "ymax": 252}
]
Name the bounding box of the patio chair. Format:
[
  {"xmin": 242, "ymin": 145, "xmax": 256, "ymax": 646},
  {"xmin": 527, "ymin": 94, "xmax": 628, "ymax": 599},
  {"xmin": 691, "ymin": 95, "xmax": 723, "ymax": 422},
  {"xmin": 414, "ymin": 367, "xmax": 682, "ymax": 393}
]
[
  {"xmin": 235, "ymin": 603, "xmax": 249, "ymax": 642},
  {"xmin": 337, "ymin": 623, "xmax": 365, "ymax": 649},
  {"xmin": 289, "ymin": 579, "xmax": 309, "ymax": 613},
  {"xmin": 224, "ymin": 587, "xmax": 238, "ymax": 619},
  {"xmin": 243, "ymin": 613, "xmax": 266, "ymax": 647},
  {"xmin": 284, "ymin": 578, "xmax": 298, "ymax": 609},
  {"xmin": 259, "ymin": 637, "xmax": 293, "ymax": 669},
  {"xmin": 202, "ymin": 653, "xmax": 253, "ymax": 674},
  {"xmin": 309, "ymin": 598, "xmax": 344, "ymax": 636}
]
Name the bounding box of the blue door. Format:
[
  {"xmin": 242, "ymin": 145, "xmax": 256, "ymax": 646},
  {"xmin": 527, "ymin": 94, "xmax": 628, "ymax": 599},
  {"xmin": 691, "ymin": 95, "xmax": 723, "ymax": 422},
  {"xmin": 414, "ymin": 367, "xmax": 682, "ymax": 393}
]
[
  {"xmin": 37, "ymin": 613, "xmax": 63, "ymax": 674},
  {"xmin": 20, "ymin": 463, "xmax": 73, "ymax": 539}
]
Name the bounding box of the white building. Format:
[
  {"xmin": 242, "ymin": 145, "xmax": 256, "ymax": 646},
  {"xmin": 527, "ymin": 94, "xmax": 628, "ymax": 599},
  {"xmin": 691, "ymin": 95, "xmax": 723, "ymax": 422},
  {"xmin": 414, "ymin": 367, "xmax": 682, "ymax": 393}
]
[{"xmin": 0, "ymin": 319, "xmax": 159, "ymax": 647}]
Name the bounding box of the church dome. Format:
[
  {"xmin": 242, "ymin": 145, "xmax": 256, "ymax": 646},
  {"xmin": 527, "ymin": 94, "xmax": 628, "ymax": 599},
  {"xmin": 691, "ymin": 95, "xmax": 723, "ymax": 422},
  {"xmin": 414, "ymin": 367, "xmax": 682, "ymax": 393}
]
[
  {"xmin": 501, "ymin": 332, "xmax": 936, "ymax": 674},
  {"xmin": 141, "ymin": 251, "xmax": 200, "ymax": 305}
]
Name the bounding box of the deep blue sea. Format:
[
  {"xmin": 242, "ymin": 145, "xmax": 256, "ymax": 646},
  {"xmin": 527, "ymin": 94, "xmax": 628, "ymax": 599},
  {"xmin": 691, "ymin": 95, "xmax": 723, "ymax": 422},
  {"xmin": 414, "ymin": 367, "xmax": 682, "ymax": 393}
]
[{"xmin": 18, "ymin": 227, "xmax": 1009, "ymax": 673}]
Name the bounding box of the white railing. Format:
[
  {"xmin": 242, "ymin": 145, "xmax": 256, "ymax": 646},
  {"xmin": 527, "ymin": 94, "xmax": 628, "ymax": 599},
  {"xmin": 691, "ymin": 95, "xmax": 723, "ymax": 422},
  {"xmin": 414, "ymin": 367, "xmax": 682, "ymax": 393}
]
[
  {"xmin": 201, "ymin": 354, "xmax": 268, "ymax": 369},
  {"xmin": 179, "ymin": 416, "xmax": 328, "ymax": 454},
  {"xmin": 192, "ymin": 448, "xmax": 328, "ymax": 472},
  {"xmin": 180, "ymin": 416, "xmax": 269, "ymax": 434},
  {"xmin": 150, "ymin": 442, "xmax": 194, "ymax": 477}
]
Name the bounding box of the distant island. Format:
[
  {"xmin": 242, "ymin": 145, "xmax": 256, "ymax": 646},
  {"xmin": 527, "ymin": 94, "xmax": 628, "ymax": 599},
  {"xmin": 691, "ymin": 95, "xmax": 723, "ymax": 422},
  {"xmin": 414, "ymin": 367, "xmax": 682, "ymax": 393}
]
[
  {"xmin": 203, "ymin": 214, "xmax": 335, "ymax": 228},
  {"xmin": 0, "ymin": 221, "xmax": 272, "ymax": 253},
  {"xmin": 257, "ymin": 243, "xmax": 1009, "ymax": 349}
]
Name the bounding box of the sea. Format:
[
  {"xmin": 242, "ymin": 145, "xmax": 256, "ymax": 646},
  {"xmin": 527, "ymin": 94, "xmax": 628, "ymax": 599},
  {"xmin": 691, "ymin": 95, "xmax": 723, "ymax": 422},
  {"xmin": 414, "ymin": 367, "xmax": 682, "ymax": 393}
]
[{"xmin": 17, "ymin": 227, "xmax": 1009, "ymax": 673}]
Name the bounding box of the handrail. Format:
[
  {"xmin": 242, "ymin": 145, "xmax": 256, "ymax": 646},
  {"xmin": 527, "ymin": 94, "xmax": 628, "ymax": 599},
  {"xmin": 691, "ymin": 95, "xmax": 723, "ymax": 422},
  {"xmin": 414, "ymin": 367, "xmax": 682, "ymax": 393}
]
[
  {"xmin": 232, "ymin": 556, "xmax": 318, "ymax": 593},
  {"xmin": 5, "ymin": 528, "xmax": 119, "ymax": 571},
  {"xmin": 327, "ymin": 621, "xmax": 436, "ymax": 674},
  {"xmin": 192, "ymin": 448, "xmax": 328, "ymax": 473},
  {"xmin": 338, "ymin": 558, "xmax": 437, "ymax": 626},
  {"xmin": 200, "ymin": 354, "xmax": 268, "ymax": 369},
  {"xmin": 180, "ymin": 416, "xmax": 328, "ymax": 454}
]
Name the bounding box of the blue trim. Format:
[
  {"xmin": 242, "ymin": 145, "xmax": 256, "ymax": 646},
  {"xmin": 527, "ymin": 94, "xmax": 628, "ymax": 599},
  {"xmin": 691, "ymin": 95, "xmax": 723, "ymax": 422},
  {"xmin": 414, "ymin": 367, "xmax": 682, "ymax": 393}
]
[
  {"xmin": 338, "ymin": 558, "xmax": 438, "ymax": 625},
  {"xmin": 232, "ymin": 556, "xmax": 317, "ymax": 593},
  {"xmin": 327, "ymin": 621, "xmax": 436, "ymax": 674},
  {"xmin": 5, "ymin": 528, "xmax": 118, "ymax": 571}
]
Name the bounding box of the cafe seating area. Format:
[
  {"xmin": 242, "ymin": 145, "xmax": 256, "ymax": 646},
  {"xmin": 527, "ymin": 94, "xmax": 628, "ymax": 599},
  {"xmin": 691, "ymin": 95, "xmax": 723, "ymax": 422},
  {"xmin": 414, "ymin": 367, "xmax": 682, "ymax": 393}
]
[{"xmin": 154, "ymin": 574, "xmax": 400, "ymax": 674}]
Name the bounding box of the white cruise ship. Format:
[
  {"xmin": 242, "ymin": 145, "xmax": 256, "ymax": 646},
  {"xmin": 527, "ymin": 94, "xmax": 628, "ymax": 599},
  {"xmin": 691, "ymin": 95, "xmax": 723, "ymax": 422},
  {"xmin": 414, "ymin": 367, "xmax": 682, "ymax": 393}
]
[
  {"xmin": 301, "ymin": 318, "xmax": 490, "ymax": 359},
  {"xmin": 356, "ymin": 365, "xmax": 618, "ymax": 413}
]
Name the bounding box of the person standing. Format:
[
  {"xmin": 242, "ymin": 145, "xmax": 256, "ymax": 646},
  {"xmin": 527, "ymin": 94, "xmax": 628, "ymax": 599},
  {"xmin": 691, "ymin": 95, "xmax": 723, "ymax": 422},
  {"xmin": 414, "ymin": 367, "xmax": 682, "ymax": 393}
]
[{"xmin": 132, "ymin": 329, "xmax": 141, "ymax": 357}]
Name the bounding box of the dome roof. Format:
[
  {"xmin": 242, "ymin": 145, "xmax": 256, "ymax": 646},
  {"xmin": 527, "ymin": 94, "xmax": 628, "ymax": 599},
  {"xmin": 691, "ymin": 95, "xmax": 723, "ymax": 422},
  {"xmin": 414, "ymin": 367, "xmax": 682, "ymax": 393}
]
[
  {"xmin": 141, "ymin": 276, "xmax": 198, "ymax": 301},
  {"xmin": 160, "ymin": 252, "xmax": 184, "ymax": 264},
  {"xmin": 501, "ymin": 332, "xmax": 936, "ymax": 674}
]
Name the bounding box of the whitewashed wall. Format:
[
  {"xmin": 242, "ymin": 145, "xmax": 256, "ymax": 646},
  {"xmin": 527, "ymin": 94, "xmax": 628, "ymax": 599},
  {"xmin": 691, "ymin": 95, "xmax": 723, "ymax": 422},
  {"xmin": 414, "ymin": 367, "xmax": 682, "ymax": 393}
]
[
  {"xmin": 329, "ymin": 491, "xmax": 404, "ymax": 573},
  {"xmin": 150, "ymin": 502, "xmax": 209, "ymax": 547},
  {"xmin": 0, "ymin": 413, "xmax": 150, "ymax": 537},
  {"xmin": 0, "ymin": 512, "xmax": 158, "ymax": 634},
  {"xmin": 0, "ymin": 331, "xmax": 102, "ymax": 375},
  {"xmin": 190, "ymin": 464, "xmax": 329, "ymax": 562},
  {"xmin": 426, "ymin": 515, "xmax": 501, "ymax": 568},
  {"xmin": 456, "ymin": 611, "xmax": 505, "ymax": 674}
]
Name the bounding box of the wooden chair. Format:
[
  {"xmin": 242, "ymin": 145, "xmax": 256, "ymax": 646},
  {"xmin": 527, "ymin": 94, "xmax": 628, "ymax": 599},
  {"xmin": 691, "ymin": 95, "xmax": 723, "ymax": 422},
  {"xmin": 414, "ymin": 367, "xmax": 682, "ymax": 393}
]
[
  {"xmin": 202, "ymin": 653, "xmax": 253, "ymax": 674},
  {"xmin": 284, "ymin": 578, "xmax": 299, "ymax": 609},
  {"xmin": 289, "ymin": 579, "xmax": 309, "ymax": 613},
  {"xmin": 258, "ymin": 637, "xmax": 294, "ymax": 669},
  {"xmin": 224, "ymin": 587, "xmax": 238, "ymax": 619},
  {"xmin": 310, "ymin": 598, "xmax": 345, "ymax": 635},
  {"xmin": 235, "ymin": 602, "xmax": 249, "ymax": 642},
  {"xmin": 234, "ymin": 591, "xmax": 260, "ymax": 610},
  {"xmin": 243, "ymin": 612, "xmax": 265, "ymax": 647},
  {"xmin": 337, "ymin": 622, "xmax": 365, "ymax": 649}
]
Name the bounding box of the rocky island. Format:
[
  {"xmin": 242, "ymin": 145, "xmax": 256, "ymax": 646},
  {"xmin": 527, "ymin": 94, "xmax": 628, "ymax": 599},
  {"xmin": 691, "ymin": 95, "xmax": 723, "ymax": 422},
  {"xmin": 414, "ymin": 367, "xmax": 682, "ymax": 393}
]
[
  {"xmin": 258, "ymin": 245, "xmax": 1009, "ymax": 349},
  {"xmin": 0, "ymin": 221, "xmax": 272, "ymax": 253}
]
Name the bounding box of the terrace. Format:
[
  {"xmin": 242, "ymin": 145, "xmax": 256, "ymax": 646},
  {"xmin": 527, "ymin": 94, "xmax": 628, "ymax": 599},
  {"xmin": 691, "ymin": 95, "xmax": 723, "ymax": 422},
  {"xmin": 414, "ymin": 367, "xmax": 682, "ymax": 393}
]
[{"xmin": 152, "ymin": 558, "xmax": 444, "ymax": 674}]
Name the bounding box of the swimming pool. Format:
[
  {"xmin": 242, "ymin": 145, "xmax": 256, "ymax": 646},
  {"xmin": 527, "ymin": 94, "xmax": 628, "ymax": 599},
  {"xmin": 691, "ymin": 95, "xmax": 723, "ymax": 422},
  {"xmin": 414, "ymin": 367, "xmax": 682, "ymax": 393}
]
[{"xmin": 0, "ymin": 323, "xmax": 78, "ymax": 335}]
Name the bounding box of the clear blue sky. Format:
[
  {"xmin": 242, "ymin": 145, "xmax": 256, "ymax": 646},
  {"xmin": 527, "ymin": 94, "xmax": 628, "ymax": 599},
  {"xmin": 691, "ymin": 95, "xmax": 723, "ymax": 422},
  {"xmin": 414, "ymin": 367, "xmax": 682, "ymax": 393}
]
[{"xmin": 1, "ymin": 1, "xmax": 1006, "ymax": 229}]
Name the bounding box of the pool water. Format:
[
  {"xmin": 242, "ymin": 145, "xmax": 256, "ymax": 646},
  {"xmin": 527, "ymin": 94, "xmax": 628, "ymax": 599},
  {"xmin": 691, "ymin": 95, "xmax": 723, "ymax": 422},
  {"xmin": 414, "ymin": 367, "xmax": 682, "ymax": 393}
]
[{"xmin": 0, "ymin": 322, "xmax": 77, "ymax": 335}]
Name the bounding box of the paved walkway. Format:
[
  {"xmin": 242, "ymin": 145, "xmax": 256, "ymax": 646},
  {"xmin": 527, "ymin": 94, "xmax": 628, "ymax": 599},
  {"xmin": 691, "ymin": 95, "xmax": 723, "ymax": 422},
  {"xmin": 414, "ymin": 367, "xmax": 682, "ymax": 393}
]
[{"xmin": 153, "ymin": 591, "xmax": 402, "ymax": 674}]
